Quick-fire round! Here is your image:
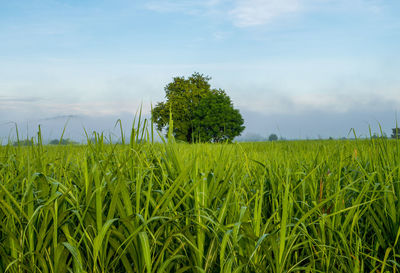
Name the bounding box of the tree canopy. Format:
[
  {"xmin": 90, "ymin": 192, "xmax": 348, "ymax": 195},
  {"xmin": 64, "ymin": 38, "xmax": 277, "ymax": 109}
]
[
  {"xmin": 49, "ymin": 138, "xmax": 78, "ymax": 145},
  {"xmin": 268, "ymin": 134, "xmax": 278, "ymax": 141},
  {"xmin": 152, "ymin": 72, "xmax": 245, "ymax": 143}
]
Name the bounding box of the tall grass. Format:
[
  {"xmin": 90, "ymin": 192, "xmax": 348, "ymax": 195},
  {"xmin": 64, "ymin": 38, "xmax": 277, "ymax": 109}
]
[{"xmin": 0, "ymin": 122, "xmax": 399, "ymax": 272}]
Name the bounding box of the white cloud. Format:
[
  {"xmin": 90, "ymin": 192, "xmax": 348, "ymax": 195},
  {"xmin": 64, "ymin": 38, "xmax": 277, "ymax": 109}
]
[
  {"xmin": 144, "ymin": 0, "xmax": 223, "ymax": 14},
  {"xmin": 229, "ymin": 0, "xmax": 387, "ymax": 27},
  {"xmin": 145, "ymin": 0, "xmax": 303, "ymax": 26},
  {"xmin": 235, "ymin": 88, "xmax": 400, "ymax": 116},
  {"xmin": 145, "ymin": 0, "xmax": 387, "ymax": 28},
  {"xmin": 146, "ymin": 0, "xmax": 388, "ymax": 28},
  {"xmin": 230, "ymin": 0, "xmax": 301, "ymax": 27},
  {"xmin": 0, "ymin": 97, "xmax": 149, "ymax": 123}
]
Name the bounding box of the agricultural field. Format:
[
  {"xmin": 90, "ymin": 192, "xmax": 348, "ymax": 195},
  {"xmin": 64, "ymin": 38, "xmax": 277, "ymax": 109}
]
[{"xmin": 0, "ymin": 130, "xmax": 399, "ymax": 272}]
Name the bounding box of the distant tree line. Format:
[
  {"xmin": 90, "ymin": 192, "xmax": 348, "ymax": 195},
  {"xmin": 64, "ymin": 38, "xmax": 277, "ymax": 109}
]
[
  {"xmin": 13, "ymin": 140, "xmax": 34, "ymax": 146},
  {"xmin": 49, "ymin": 138, "xmax": 78, "ymax": 145},
  {"xmin": 12, "ymin": 138, "xmax": 78, "ymax": 146}
]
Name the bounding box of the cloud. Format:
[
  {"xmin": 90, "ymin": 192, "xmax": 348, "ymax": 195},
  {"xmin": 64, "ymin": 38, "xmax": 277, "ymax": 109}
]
[
  {"xmin": 145, "ymin": 0, "xmax": 304, "ymax": 27},
  {"xmin": 0, "ymin": 98, "xmax": 149, "ymax": 124},
  {"xmin": 39, "ymin": 115, "xmax": 80, "ymax": 121},
  {"xmin": 145, "ymin": 1, "xmax": 196, "ymax": 13},
  {"xmin": 145, "ymin": 0, "xmax": 388, "ymax": 28},
  {"xmin": 144, "ymin": 0, "xmax": 222, "ymax": 14},
  {"xmin": 240, "ymin": 107, "xmax": 398, "ymax": 139},
  {"xmin": 290, "ymin": 91, "xmax": 400, "ymax": 113},
  {"xmin": 234, "ymin": 87, "xmax": 400, "ymax": 115},
  {"xmin": 145, "ymin": 0, "xmax": 302, "ymax": 26},
  {"xmin": 0, "ymin": 96, "xmax": 42, "ymax": 103},
  {"xmin": 230, "ymin": 0, "xmax": 301, "ymax": 27},
  {"xmin": 229, "ymin": 0, "xmax": 388, "ymax": 27}
]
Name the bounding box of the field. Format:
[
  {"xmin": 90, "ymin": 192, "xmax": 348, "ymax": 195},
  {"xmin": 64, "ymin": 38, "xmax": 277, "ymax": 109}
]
[{"xmin": 0, "ymin": 130, "xmax": 399, "ymax": 272}]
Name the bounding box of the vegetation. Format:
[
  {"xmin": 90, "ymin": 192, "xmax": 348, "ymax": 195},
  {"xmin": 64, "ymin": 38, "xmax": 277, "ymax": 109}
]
[
  {"xmin": 152, "ymin": 72, "xmax": 245, "ymax": 143},
  {"xmin": 236, "ymin": 133, "xmax": 266, "ymax": 142},
  {"xmin": 12, "ymin": 139, "xmax": 34, "ymax": 146},
  {"xmin": 268, "ymin": 133, "xmax": 278, "ymax": 141},
  {"xmin": 0, "ymin": 121, "xmax": 400, "ymax": 272},
  {"xmin": 392, "ymin": 127, "xmax": 400, "ymax": 139},
  {"xmin": 49, "ymin": 138, "xmax": 78, "ymax": 145}
]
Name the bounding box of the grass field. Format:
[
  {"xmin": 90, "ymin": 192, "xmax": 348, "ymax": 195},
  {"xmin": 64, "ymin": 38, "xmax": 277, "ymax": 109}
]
[{"xmin": 0, "ymin": 126, "xmax": 399, "ymax": 272}]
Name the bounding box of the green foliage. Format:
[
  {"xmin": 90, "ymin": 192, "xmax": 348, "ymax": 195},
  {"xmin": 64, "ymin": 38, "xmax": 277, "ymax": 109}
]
[
  {"xmin": 49, "ymin": 138, "xmax": 78, "ymax": 145},
  {"xmin": 268, "ymin": 133, "xmax": 278, "ymax": 141},
  {"xmin": 192, "ymin": 90, "xmax": 245, "ymax": 142},
  {"xmin": 12, "ymin": 139, "xmax": 34, "ymax": 146},
  {"xmin": 392, "ymin": 127, "xmax": 400, "ymax": 139},
  {"xmin": 152, "ymin": 72, "xmax": 245, "ymax": 142},
  {"xmin": 1, "ymin": 121, "xmax": 400, "ymax": 272}
]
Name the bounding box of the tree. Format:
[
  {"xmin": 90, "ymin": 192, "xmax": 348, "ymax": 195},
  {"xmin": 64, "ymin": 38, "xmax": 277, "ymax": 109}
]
[
  {"xmin": 268, "ymin": 133, "xmax": 278, "ymax": 141},
  {"xmin": 192, "ymin": 90, "xmax": 245, "ymax": 142},
  {"xmin": 152, "ymin": 72, "xmax": 245, "ymax": 143},
  {"xmin": 49, "ymin": 138, "xmax": 78, "ymax": 145},
  {"xmin": 372, "ymin": 132, "xmax": 388, "ymax": 139},
  {"xmin": 392, "ymin": 127, "xmax": 400, "ymax": 139},
  {"xmin": 13, "ymin": 139, "xmax": 33, "ymax": 146}
]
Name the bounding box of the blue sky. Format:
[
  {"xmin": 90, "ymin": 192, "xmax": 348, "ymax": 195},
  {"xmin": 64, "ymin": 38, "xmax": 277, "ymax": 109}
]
[{"xmin": 1, "ymin": 0, "xmax": 400, "ymax": 140}]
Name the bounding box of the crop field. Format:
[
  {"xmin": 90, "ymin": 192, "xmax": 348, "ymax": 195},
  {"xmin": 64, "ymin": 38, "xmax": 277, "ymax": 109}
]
[{"xmin": 0, "ymin": 129, "xmax": 399, "ymax": 272}]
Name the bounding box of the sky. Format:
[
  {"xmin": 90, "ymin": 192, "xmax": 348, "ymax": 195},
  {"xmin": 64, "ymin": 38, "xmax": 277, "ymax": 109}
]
[{"xmin": 1, "ymin": 0, "xmax": 400, "ymax": 142}]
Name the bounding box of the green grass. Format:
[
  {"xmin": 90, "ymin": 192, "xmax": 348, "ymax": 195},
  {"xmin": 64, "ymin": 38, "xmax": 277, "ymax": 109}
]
[{"xmin": 0, "ymin": 128, "xmax": 399, "ymax": 272}]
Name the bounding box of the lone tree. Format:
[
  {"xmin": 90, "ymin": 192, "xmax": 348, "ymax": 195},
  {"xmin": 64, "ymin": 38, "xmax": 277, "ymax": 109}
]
[
  {"xmin": 268, "ymin": 133, "xmax": 278, "ymax": 141},
  {"xmin": 152, "ymin": 72, "xmax": 245, "ymax": 143}
]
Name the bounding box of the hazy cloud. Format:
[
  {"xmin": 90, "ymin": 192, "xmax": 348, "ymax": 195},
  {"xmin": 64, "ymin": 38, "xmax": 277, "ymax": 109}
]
[
  {"xmin": 0, "ymin": 98, "xmax": 148, "ymax": 124},
  {"xmin": 236, "ymin": 89, "xmax": 400, "ymax": 115},
  {"xmin": 241, "ymin": 107, "xmax": 398, "ymax": 140},
  {"xmin": 145, "ymin": 0, "xmax": 388, "ymax": 27},
  {"xmin": 144, "ymin": 0, "xmax": 223, "ymax": 14},
  {"xmin": 145, "ymin": 0, "xmax": 302, "ymax": 25},
  {"xmin": 38, "ymin": 115, "xmax": 80, "ymax": 121},
  {"xmin": 230, "ymin": 0, "xmax": 301, "ymax": 27},
  {"xmin": 0, "ymin": 96, "xmax": 42, "ymax": 103},
  {"xmin": 229, "ymin": 0, "xmax": 389, "ymax": 27}
]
